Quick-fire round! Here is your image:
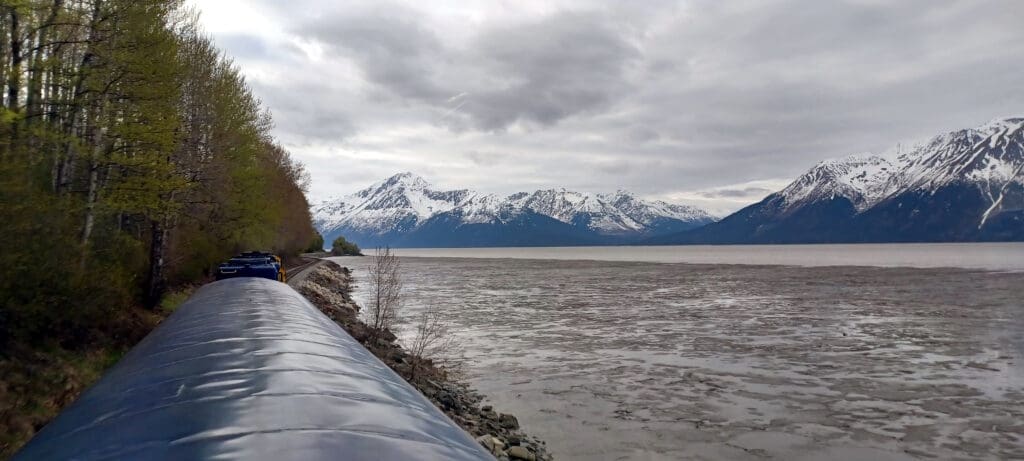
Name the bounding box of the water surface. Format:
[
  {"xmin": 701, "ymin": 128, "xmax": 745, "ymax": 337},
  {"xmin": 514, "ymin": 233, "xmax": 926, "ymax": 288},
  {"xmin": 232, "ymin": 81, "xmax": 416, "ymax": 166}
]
[
  {"xmin": 391, "ymin": 242, "xmax": 1024, "ymax": 271},
  {"xmin": 331, "ymin": 245, "xmax": 1023, "ymax": 460}
]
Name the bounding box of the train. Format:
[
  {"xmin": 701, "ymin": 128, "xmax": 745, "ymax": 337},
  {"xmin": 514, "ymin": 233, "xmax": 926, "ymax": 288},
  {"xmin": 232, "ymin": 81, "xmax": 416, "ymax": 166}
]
[
  {"xmin": 12, "ymin": 278, "xmax": 492, "ymax": 460},
  {"xmin": 214, "ymin": 251, "xmax": 287, "ymax": 282}
]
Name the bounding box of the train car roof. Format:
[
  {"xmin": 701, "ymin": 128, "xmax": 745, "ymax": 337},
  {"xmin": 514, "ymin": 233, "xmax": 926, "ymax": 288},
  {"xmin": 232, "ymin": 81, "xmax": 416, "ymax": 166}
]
[{"xmin": 13, "ymin": 278, "xmax": 490, "ymax": 461}]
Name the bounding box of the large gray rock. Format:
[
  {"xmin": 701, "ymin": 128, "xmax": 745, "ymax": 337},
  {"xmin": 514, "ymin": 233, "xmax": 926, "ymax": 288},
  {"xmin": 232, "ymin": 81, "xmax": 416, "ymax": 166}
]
[
  {"xmin": 508, "ymin": 446, "xmax": 536, "ymax": 461},
  {"xmin": 499, "ymin": 413, "xmax": 520, "ymax": 430}
]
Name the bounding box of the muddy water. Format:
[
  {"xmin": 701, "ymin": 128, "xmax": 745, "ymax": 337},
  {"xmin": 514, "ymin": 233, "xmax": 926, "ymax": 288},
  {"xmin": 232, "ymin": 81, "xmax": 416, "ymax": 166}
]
[
  {"xmin": 335, "ymin": 255, "xmax": 1024, "ymax": 460},
  {"xmin": 390, "ymin": 242, "xmax": 1024, "ymax": 271}
]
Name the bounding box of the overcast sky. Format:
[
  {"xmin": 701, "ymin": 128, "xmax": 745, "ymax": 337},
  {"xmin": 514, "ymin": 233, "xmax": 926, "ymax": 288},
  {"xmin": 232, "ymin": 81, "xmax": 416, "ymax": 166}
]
[{"xmin": 189, "ymin": 0, "xmax": 1024, "ymax": 214}]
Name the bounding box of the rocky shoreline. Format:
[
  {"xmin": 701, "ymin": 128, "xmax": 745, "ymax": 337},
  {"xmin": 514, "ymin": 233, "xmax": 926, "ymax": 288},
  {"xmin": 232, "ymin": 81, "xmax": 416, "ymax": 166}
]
[{"xmin": 296, "ymin": 261, "xmax": 553, "ymax": 461}]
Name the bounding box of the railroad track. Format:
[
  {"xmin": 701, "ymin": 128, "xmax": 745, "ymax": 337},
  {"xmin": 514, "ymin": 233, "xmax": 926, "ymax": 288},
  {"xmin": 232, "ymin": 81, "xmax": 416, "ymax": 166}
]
[{"xmin": 285, "ymin": 258, "xmax": 324, "ymax": 286}]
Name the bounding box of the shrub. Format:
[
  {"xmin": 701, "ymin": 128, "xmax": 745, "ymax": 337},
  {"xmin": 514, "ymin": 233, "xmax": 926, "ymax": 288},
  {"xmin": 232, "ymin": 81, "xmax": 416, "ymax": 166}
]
[
  {"xmin": 305, "ymin": 233, "xmax": 326, "ymax": 253},
  {"xmin": 331, "ymin": 236, "xmax": 363, "ymax": 256}
]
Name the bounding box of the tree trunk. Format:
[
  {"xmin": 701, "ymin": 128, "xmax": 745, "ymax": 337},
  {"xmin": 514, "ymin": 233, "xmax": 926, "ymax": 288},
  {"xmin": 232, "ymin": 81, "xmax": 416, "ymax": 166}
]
[
  {"xmin": 145, "ymin": 218, "xmax": 169, "ymax": 308},
  {"xmin": 80, "ymin": 159, "xmax": 98, "ymax": 247},
  {"xmin": 26, "ymin": 0, "xmax": 63, "ymax": 126},
  {"xmin": 80, "ymin": 107, "xmax": 107, "ymax": 251},
  {"xmin": 0, "ymin": 13, "xmax": 7, "ymax": 109},
  {"xmin": 5, "ymin": 7, "xmax": 21, "ymax": 151},
  {"xmin": 25, "ymin": 31, "xmax": 41, "ymax": 122},
  {"xmin": 6, "ymin": 7, "xmax": 19, "ymax": 110},
  {"xmin": 56, "ymin": 2, "xmax": 101, "ymax": 194}
]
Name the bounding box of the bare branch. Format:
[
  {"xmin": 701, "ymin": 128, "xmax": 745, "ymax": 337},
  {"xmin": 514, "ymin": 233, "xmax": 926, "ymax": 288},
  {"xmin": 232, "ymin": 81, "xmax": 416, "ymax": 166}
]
[
  {"xmin": 406, "ymin": 304, "xmax": 464, "ymax": 381},
  {"xmin": 366, "ymin": 246, "xmax": 402, "ymax": 343}
]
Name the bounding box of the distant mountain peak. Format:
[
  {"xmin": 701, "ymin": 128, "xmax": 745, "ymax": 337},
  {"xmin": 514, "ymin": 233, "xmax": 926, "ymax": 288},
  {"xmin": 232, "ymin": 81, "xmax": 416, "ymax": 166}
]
[
  {"xmin": 778, "ymin": 153, "xmax": 893, "ymax": 212},
  {"xmin": 377, "ymin": 171, "xmax": 430, "ymax": 189},
  {"xmin": 975, "ymin": 116, "xmax": 1024, "ymax": 135}
]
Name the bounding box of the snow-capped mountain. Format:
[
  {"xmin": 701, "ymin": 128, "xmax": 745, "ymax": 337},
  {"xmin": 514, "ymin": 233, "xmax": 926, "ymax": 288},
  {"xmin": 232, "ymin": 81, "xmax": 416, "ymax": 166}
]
[
  {"xmin": 312, "ymin": 173, "xmax": 475, "ymax": 246},
  {"xmin": 312, "ymin": 173, "xmax": 716, "ymax": 248},
  {"xmin": 775, "ymin": 154, "xmax": 895, "ymax": 213},
  {"xmin": 658, "ymin": 116, "xmax": 1024, "ymax": 244}
]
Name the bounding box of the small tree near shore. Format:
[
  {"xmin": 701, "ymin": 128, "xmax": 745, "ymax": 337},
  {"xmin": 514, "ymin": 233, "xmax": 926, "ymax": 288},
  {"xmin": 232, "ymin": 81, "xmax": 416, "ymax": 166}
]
[
  {"xmin": 367, "ymin": 246, "xmax": 401, "ymax": 342},
  {"xmin": 305, "ymin": 233, "xmax": 325, "ymax": 253},
  {"xmin": 407, "ymin": 305, "xmax": 462, "ymax": 380},
  {"xmin": 331, "ymin": 236, "xmax": 363, "ymax": 256}
]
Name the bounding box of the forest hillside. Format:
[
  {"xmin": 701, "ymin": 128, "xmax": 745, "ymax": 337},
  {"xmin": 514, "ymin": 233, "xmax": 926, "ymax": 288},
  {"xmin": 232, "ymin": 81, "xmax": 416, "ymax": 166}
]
[{"xmin": 0, "ymin": 1, "xmax": 319, "ymax": 455}]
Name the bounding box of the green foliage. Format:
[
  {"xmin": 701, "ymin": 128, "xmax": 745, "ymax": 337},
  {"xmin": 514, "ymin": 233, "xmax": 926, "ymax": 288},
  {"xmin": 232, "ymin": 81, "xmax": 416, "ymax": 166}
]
[
  {"xmin": 0, "ymin": 1, "xmax": 317, "ymax": 347},
  {"xmin": 305, "ymin": 233, "xmax": 326, "ymax": 253},
  {"xmin": 331, "ymin": 236, "xmax": 363, "ymax": 256},
  {"xmin": 0, "ymin": 2, "xmax": 323, "ymax": 454},
  {"xmin": 0, "ymin": 107, "xmax": 18, "ymax": 124},
  {"xmin": 0, "ymin": 159, "xmax": 138, "ymax": 348},
  {"xmin": 0, "ymin": 338, "xmax": 138, "ymax": 459},
  {"xmin": 158, "ymin": 287, "xmax": 195, "ymax": 314}
]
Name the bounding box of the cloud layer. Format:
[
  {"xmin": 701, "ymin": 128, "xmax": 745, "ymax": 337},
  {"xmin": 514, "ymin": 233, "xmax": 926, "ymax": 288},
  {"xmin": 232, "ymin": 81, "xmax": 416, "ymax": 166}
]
[{"xmin": 191, "ymin": 0, "xmax": 1024, "ymax": 212}]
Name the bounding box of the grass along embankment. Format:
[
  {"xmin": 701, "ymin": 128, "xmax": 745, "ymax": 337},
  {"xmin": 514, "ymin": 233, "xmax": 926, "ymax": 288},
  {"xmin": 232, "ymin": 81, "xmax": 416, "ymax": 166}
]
[
  {"xmin": 295, "ymin": 261, "xmax": 552, "ymax": 461},
  {"xmin": 1, "ymin": 254, "xmax": 318, "ymax": 458},
  {"xmin": 0, "ymin": 287, "xmax": 192, "ymax": 458}
]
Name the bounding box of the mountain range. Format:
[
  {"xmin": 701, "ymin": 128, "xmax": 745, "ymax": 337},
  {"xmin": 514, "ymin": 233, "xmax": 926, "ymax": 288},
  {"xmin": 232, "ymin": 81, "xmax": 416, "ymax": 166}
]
[
  {"xmin": 313, "ymin": 117, "xmax": 1023, "ymax": 247},
  {"xmin": 656, "ymin": 117, "xmax": 1023, "ymax": 244},
  {"xmin": 311, "ymin": 174, "xmax": 716, "ymax": 248}
]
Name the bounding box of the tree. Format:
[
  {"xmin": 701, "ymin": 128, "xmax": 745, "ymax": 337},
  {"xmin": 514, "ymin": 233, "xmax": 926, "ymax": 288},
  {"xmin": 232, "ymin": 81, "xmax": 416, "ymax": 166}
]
[
  {"xmin": 0, "ymin": 3, "xmax": 322, "ymax": 455},
  {"xmin": 0, "ymin": 0, "xmax": 318, "ymax": 337},
  {"xmin": 406, "ymin": 304, "xmax": 461, "ymax": 380},
  {"xmin": 305, "ymin": 232, "xmax": 324, "ymax": 253},
  {"xmin": 331, "ymin": 235, "xmax": 362, "ymax": 256},
  {"xmin": 366, "ymin": 246, "xmax": 401, "ymax": 342}
]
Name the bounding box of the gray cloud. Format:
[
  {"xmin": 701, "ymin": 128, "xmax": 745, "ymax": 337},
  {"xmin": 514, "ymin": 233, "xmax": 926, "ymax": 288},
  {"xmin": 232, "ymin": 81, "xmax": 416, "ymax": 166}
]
[
  {"xmin": 460, "ymin": 12, "xmax": 640, "ymax": 130},
  {"xmin": 215, "ymin": 33, "xmax": 270, "ymax": 59},
  {"xmin": 698, "ymin": 187, "xmax": 775, "ymax": 199},
  {"xmin": 299, "ymin": 6, "xmax": 449, "ymax": 102},
  {"xmin": 250, "ymin": 80, "xmax": 358, "ymax": 143},
  {"xmin": 194, "ymin": 0, "xmax": 1024, "ymax": 211},
  {"xmin": 290, "ymin": 7, "xmax": 640, "ymax": 131}
]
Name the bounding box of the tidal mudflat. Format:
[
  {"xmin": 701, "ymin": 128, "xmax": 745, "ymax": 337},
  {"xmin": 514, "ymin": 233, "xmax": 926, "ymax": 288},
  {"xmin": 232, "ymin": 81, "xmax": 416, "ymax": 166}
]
[{"xmin": 338, "ymin": 254, "xmax": 1023, "ymax": 460}]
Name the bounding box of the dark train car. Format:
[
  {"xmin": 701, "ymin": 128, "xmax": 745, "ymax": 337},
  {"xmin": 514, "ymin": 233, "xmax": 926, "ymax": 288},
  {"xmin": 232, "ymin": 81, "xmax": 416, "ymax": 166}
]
[{"xmin": 12, "ymin": 278, "xmax": 491, "ymax": 461}]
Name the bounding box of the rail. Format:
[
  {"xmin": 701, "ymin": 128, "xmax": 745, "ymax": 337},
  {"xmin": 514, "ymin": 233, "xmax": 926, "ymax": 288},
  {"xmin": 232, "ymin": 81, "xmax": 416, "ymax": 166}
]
[
  {"xmin": 13, "ymin": 278, "xmax": 492, "ymax": 460},
  {"xmin": 284, "ymin": 258, "xmax": 320, "ymax": 284}
]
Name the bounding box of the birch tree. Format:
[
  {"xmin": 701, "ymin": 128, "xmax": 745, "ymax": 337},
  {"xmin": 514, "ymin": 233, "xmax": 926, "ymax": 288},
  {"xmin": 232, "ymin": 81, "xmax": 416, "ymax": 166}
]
[{"xmin": 0, "ymin": 0, "xmax": 319, "ymax": 343}]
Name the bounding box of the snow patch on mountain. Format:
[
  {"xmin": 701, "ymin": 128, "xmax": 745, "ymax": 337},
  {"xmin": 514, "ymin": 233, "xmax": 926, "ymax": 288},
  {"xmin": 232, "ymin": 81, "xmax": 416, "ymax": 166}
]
[
  {"xmin": 897, "ymin": 117, "xmax": 1024, "ymax": 190},
  {"xmin": 778, "ymin": 154, "xmax": 894, "ymax": 212}
]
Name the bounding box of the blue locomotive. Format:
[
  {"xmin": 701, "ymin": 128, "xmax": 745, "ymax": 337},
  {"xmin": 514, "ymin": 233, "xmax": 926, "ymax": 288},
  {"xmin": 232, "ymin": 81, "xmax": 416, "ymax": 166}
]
[{"xmin": 215, "ymin": 251, "xmax": 287, "ymax": 282}]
